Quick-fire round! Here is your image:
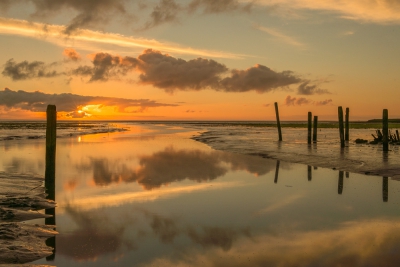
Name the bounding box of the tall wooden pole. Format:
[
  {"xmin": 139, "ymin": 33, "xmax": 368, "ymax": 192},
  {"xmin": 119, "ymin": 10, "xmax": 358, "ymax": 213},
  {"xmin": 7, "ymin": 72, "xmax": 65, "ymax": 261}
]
[
  {"xmin": 274, "ymin": 102, "xmax": 282, "ymax": 141},
  {"xmin": 338, "ymin": 106, "xmax": 345, "ymax": 148},
  {"xmin": 383, "ymin": 109, "xmax": 389, "ymax": 152},
  {"xmin": 45, "ymin": 105, "xmax": 56, "ymax": 261},
  {"xmin": 345, "ymin": 107, "xmax": 349, "ymax": 141},
  {"xmin": 307, "ymin": 112, "xmax": 312, "ymax": 144},
  {"xmin": 313, "ymin": 116, "xmax": 318, "ymax": 143}
]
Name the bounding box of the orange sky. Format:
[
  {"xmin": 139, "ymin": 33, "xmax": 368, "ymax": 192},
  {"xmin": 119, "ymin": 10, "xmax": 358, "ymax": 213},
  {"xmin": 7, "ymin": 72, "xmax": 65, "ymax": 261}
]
[{"xmin": 1, "ymin": 0, "xmax": 400, "ymax": 120}]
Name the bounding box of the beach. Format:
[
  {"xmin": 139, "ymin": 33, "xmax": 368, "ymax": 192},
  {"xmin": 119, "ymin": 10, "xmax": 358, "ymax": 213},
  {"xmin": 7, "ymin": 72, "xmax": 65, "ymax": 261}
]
[{"xmin": 1, "ymin": 122, "xmax": 400, "ymax": 266}]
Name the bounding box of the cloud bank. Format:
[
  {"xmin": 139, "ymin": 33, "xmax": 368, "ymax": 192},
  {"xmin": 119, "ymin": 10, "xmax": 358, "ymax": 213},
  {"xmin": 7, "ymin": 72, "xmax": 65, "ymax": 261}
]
[
  {"xmin": 0, "ymin": 88, "xmax": 177, "ymax": 117},
  {"xmin": 70, "ymin": 49, "xmax": 313, "ymax": 94}
]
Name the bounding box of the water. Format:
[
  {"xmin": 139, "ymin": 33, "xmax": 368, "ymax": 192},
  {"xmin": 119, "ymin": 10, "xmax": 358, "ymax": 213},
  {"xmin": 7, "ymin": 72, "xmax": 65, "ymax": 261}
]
[{"xmin": 1, "ymin": 122, "xmax": 400, "ymax": 266}]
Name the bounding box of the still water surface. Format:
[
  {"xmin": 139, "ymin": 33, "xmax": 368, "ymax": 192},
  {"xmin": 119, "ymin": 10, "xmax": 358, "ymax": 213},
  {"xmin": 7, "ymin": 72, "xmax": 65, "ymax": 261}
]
[{"xmin": 1, "ymin": 123, "xmax": 400, "ymax": 266}]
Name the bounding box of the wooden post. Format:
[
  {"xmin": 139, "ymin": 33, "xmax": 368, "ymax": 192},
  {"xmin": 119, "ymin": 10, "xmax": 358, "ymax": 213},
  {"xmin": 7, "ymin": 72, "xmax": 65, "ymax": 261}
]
[
  {"xmin": 383, "ymin": 177, "xmax": 388, "ymax": 202},
  {"xmin": 45, "ymin": 105, "xmax": 56, "ymax": 201},
  {"xmin": 307, "ymin": 165, "xmax": 312, "ymax": 181},
  {"xmin": 307, "ymin": 112, "xmax": 312, "ymax": 144},
  {"xmin": 45, "ymin": 105, "xmax": 56, "ymax": 260},
  {"xmin": 313, "ymin": 116, "xmax": 318, "ymax": 143},
  {"xmin": 396, "ymin": 130, "xmax": 400, "ymax": 142},
  {"xmin": 274, "ymin": 102, "xmax": 282, "ymax": 141},
  {"xmin": 338, "ymin": 171, "xmax": 344, "ymax": 195},
  {"xmin": 338, "ymin": 106, "xmax": 345, "ymax": 148},
  {"xmin": 383, "ymin": 109, "xmax": 389, "ymax": 152},
  {"xmin": 274, "ymin": 160, "xmax": 280, "ymax": 184},
  {"xmin": 345, "ymin": 107, "xmax": 349, "ymax": 141}
]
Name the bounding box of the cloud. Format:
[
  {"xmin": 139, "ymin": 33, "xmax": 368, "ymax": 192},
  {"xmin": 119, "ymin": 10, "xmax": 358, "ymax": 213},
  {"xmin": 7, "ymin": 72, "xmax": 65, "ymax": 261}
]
[
  {"xmin": 315, "ymin": 99, "xmax": 333, "ymax": 106},
  {"xmin": 188, "ymin": 0, "xmax": 253, "ymax": 14},
  {"xmin": 257, "ymin": 0, "xmax": 400, "ymax": 24},
  {"xmin": 297, "ymin": 80, "xmax": 330, "ymax": 95},
  {"xmin": 0, "ymin": 88, "xmax": 177, "ymax": 117},
  {"xmin": 71, "ymin": 50, "xmax": 303, "ymax": 93},
  {"xmin": 284, "ymin": 95, "xmax": 310, "ymax": 106},
  {"xmin": 220, "ymin": 64, "xmax": 301, "ymax": 93},
  {"xmin": 63, "ymin": 48, "xmax": 81, "ymax": 61},
  {"xmin": 284, "ymin": 95, "xmax": 333, "ymax": 106},
  {"xmin": 1, "ymin": 59, "xmax": 61, "ymax": 81},
  {"xmin": 29, "ymin": 0, "xmax": 129, "ymax": 34},
  {"xmin": 0, "ymin": 17, "xmax": 242, "ymax": 59},
  {"xmin": 142, "ymin": 0, "xmax": 181, "ymax": 30},
  {"xmin": 253, "ymin": 24, "xmax": 305, "ymax": 48}
]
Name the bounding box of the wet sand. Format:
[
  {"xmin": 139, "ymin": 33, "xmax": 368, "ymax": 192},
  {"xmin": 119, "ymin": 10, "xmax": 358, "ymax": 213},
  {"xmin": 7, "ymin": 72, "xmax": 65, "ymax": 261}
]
[
  {"xmin": 191, "ymin": 126, "xmax": 400, "ymax": 178},
  {"xmin": 0, "ymin": 173, "xmax": 57, "ymax": 265}
]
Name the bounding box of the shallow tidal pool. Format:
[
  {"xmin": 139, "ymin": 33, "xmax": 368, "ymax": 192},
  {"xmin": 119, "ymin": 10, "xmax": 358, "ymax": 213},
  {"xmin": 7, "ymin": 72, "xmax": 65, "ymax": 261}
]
[{"xmin": 1, "ymin": 123, "xmax": 400, "ymax": 266}]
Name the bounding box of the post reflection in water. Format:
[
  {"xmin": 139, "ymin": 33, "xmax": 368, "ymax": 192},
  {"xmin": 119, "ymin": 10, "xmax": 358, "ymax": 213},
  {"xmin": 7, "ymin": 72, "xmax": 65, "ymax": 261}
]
[
  {"xmin": 383, "ymin": 177, "xmax": 389, "ymax": 202},
  {"xmin": 274, "ymin": 160, "xmax": 280, "ymax": 184},
  {"xmin": 307, "ymin": 165, "xmax": 312, "ymax": 181},
  {"xmin": 338, "ymin": 171, "xmax": 344, "ymax": 195}
]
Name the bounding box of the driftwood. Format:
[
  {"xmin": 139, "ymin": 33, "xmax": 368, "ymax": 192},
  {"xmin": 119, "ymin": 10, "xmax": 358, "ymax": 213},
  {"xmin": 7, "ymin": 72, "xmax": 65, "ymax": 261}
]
[{"xmin": 370, "ymin": 129, "xmax": 400, "ymax": 144}]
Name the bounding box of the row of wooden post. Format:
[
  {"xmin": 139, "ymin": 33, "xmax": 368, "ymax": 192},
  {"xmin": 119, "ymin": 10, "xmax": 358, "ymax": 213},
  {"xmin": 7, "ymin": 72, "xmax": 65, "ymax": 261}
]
[{"xmin": 274, "ymin": 102, "xmax": 390, "ymax": 152}]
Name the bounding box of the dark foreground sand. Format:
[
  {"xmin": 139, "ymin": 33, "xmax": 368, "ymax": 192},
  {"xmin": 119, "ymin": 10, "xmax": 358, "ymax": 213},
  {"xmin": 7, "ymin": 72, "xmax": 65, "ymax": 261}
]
[{"xmin": 0, "ymin": 173, "xmax": 57, "ymax": 265}]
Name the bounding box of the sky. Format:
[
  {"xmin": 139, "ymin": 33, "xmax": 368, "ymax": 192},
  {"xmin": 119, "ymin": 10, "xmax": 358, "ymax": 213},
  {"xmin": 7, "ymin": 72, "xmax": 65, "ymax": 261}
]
[{"xmin": 0, "ymin": 0, "xmax": 399, "ymax": 121}]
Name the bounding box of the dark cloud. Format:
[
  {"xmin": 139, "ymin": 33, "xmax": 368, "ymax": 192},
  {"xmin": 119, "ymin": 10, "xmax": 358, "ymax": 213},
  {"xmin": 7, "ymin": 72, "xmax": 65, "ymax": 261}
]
[
  {"xmin": 297, "ymin": 80, "xmax": 331, "ymax": 95},
  {"xmin": 284, "ymin": 95, "xmax": 311, "ymax": 106},
  {"xmin": 315, "ymin": 99, "xmax": 333, "ymax": 106},
  {"xmin": 2, "ymin": 59, "xmax": 61, "ymax": 81},
  {"xmin": 72, "ymin": 50, "xmax": 305, "ymax": 93},
  {"xmin": 29, "ymin": 0, "xmax": 129, "ymax": 34},
  {"xmin": 220, "ymin": 64, "xmax": 301, "ymax": 93},
  {"xmin": 63, "ymin": 48, "xmax": 81, "ymax": 61},
  {"xmin": 142, "ymin": 0, "xmax": 181, "ymax": 30},
  {"xmin": 188, "ymin": 0, "xmax": 253, "ymax": 14},
  {"xmin": 0, "ymin": 88, "xmax": 177, "ymax": 117},
  {"xmin": 72, "ymin": 52, "xmax": 138, "ymax": 82}
]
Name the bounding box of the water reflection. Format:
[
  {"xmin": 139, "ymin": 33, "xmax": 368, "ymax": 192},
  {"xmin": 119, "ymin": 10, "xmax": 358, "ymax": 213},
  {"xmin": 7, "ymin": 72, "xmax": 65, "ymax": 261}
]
[
  {"xmin": 383, "ymin": 177, "xmax": 389, "ymax": 202},
  {"xmin": 75, "ymin": 147, "xmax": 276, "ymax": 190},
  {"xmin": 338, "ymin": 171, "xmax": 344, "ymax": 195}
]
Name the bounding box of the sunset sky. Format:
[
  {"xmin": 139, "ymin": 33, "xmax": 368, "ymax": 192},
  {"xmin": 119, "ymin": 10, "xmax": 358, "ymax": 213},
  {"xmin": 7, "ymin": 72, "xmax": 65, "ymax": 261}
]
[{"xmin": 0, "ymin": 0, "xmax": 399, "ymax": 120}]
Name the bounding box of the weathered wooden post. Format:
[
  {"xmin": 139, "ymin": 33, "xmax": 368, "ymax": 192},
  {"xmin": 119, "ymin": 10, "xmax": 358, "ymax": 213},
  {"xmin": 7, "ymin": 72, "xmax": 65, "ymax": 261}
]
[
  {"xmin": 345, "ymin": 107, "xmax": 349, "ymax": 141},
  {"xmin": 338, "ymin": 171, "xmax": 344, "ymax": 195},
  {"xmin": 307, "ymin": 165, "xmax": 312, "ymax": 181},
  {"xmin": 307, "ymin": 112, "xmax": 312, "ymax": 144},
  {"xmin": 313, "ymin": 116, "xmax": 318, "ymax": 143},
  {"xmin": 338, "ymin": 106, "xmax": 345, "ymax": 148},
  {"xmin": 383, "ymin": 109, "xmax": 389, "ymax": 152},
  {"xmin": 383, "ymin": 176, "xmax": 388, "ymax": 202},
  {"xmin": 45, "ymin": 105, "xmax": 56, "ymax": 200},
  {"xmin": 274, "ymin": 102, "xmax": 282, "ymax": 141},
  {"xmin": 45, "ymin": 104, "xmax": 56, "ymax": 261},
  {"xmin": 274, "ymin": 160, "xmax": 280, "ymax": 184},
  {"xmin": 396, "ymin": 130, "xmax": 400, "ymax": 142}
]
